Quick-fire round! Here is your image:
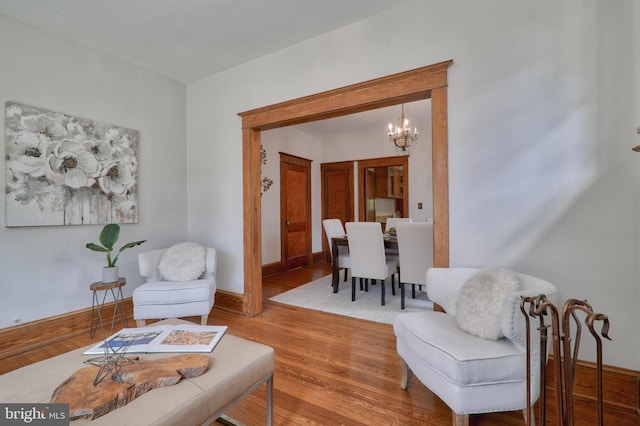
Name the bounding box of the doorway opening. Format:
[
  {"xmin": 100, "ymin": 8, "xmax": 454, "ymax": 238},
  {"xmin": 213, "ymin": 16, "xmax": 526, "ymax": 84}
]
[{"xmin": 239, "ymin": 60, "xmax": 453, "ymax": 316}]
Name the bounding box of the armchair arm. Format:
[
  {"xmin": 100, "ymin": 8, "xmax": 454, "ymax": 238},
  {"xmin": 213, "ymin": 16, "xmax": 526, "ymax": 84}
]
[
  {"xmin": 204, "ymin": 248, "xmax": 217, "ymax": 279},
  {"xmin": 138, "ymin": 249, "xmax": 164, "ymax": 282},
  {"xmin": 501, "ymin": 273, "xmax": 558, "ymax": 351},
  {"xmin": 426, "ymin": 267, "xmax": 481, "ymax": 315}
]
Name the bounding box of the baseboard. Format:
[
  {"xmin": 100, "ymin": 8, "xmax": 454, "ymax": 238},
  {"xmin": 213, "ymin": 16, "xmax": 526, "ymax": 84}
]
[
  {"xmin": 0, "ymin": 299, "xmax": 134, "ymax": 361},
  {"xmin": 545, "ymin": 355, "xmax": 640, "ymax": 418},
  {"xmin": 213, "ymin": 289, "xmax": 244, "ymax": 315},
  {"xmin": 262, "ymin": 254, "xmax": 324, "ymax": 278},
  {"xmin": 262, "ymin": 262, "xmax": 282, "ymax": 278},
  {"xmin": 0, "ymin": 291, "xmax": 246, "ymax": 361}
]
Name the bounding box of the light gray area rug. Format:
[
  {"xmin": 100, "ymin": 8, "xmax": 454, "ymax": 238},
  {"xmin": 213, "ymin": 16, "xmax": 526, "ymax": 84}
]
[{"xmin": 269, "ymin": 274, "xmax": 433, "ymax": 324}]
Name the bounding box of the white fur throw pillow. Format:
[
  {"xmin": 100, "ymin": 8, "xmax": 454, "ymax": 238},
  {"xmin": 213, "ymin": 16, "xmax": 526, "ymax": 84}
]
[
  {"xmin": 455, "ymin": 268, "xmax": 521, "ymax": 340},
  {"xmin": 158, "ymin": 242, "xmax": 207, "ymax": 282}
]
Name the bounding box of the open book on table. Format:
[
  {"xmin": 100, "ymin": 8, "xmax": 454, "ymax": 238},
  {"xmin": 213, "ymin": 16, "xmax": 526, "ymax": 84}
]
[{"xmin": 83, "ymin": 323, "xmax": 228, "ymax": 355}]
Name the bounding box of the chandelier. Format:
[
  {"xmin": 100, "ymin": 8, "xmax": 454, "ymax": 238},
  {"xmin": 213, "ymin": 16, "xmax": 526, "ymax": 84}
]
[{"xmin": 387, "ymin": 104, "xmax": 418, "ymax": 152}]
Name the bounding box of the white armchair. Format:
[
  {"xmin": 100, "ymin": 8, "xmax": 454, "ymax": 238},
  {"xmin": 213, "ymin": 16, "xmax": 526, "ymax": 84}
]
[
  {"xmin": 133, "ymin": 245, "xmax": 217, "ymax": 327},
  {"xmin": 393, "ymin": 267, "xmax": 557, "ymax": 425}
]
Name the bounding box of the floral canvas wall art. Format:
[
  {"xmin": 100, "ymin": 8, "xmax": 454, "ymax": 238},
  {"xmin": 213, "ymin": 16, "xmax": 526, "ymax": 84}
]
[{"xmin": 5, "ymin": 102, "xmax": 139, "ymax": 226}]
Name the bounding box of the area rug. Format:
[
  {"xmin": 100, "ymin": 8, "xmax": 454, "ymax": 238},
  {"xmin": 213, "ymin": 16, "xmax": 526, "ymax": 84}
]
[{"xmin": 268, "ymin": 274, "xmax": 433, "ymax": 324}]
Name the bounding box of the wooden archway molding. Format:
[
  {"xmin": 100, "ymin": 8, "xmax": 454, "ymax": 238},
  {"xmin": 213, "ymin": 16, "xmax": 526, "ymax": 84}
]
[{"xmin": 239, "ymin": 59, "xmax": 453, "ymax": 316}]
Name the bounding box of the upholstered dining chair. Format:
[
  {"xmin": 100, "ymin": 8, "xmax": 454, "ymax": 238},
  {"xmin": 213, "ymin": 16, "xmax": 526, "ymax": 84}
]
[
  {"xmin": 133, "ymin": 242, "xmax": 217, "ymax": 327},
  {"xmin": 322, "ymin": 218, "xmax": 350, "ymax": 282},
  {"xmin": 383, "ymin": 218, "xmax": 412, "ymax": 268},
  {"xmin": 384, "ymin": 217, "xmax": 412, "ymax": 233},
  {"xmin": 393, "ymin": 267, "xmax": 557, "ymax": 426},
  {"xmin": 345, "ymin": 222, "xmax": 397, "ymax": 305},
  {"xmin": 395, "ymin": 222, "xmax": 433, "ymax": 309}
]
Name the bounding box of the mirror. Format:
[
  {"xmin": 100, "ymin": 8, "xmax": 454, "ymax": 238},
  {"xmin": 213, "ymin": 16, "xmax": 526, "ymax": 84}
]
[{"xmin": 357, "ymin": 156, "xmax": 409, "ymax": 225}]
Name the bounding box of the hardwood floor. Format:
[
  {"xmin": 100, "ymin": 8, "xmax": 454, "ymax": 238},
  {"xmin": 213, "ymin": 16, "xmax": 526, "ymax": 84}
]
[{"xmin": 2, "ymin": 262, "xmax": 637, "ymax": 425}]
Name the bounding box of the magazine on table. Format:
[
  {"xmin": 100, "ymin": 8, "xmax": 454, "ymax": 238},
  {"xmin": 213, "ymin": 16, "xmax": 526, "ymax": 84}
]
[{"xmin": 83, "ymin": 324, "xmax": 228, "ymax": 355}]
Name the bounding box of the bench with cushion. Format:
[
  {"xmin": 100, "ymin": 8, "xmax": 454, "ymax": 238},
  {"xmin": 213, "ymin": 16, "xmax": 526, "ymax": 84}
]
[
  {"xmin": 0, "ymin": 319, "xmax": 274, "ymax": 426},
  {"xmin": 393, "ymin": 267, "xmax": 557, "ymax": 426}
]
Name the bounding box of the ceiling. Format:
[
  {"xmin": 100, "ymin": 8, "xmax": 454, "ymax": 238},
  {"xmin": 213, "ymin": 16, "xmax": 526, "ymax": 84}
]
[
  {"xmin": 0, "ymin": 0, "xmax": 424, "ymax": 135},
  {"xmin": 0, "ymin": 0, "xmax": 412, "ymax": 84}
]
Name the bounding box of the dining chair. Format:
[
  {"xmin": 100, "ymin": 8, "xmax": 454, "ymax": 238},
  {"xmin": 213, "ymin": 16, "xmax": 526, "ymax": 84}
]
[
  {"xmin": 385, "ymin": 217, "xmax": 412, "ymax": 233},
  {"xmin": 395, "ymin": 222, "xmax": 433, "ymax": 309},
  {"xmin": 384, "ymin": 218, "xmax": 412, "ymax": 272},
  {"xmin": 345, "ymin": 222, "xmax": 397, "ymax": 305},
  {"xmin": 322, "ymin": 219, "xmax": 351, "ymax": 282}
]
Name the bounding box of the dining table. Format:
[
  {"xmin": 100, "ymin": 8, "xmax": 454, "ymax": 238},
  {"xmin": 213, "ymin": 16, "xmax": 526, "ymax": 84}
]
[{"xmin": 330, "ymin": 234, "xmax": 398, "ymax": 293}]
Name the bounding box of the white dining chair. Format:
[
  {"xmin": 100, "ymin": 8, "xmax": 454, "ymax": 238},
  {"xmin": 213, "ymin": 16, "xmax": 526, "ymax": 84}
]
[
  {"xmin": 385, "ymin": 217, "xmax": 412, "ymax": 233},
  {"xmin": 395, "ymin": 222, "xmax": 433, "ymax": 309},
  {"xmin": 384, "ymin": 218, "xmax": 412, "ymax": 271},
  {"xmin": 322, "ymin": 219, "xmax": 351, "ymax": 282},
  {"xmin": 345, "ymin": 222, "xmax": 397, "ymax": 305}
]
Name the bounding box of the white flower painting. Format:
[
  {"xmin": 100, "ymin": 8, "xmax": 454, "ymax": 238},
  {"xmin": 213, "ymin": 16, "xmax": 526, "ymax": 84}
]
[{"xmin": 5, "ymin": 102, "xmax": 139, "ymax": 226}]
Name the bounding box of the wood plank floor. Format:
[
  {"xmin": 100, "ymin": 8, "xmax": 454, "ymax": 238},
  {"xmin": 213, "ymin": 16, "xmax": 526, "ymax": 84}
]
[{"xmin": 2, "ymin": 262, "xmax": 637, "ymax": 425}]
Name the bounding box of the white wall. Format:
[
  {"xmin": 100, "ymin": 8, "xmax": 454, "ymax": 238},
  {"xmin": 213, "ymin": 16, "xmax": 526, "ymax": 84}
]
[
  {"xmin": 187, "ymin": 0, "xmax": 640, "ymax": 370},
  {"xmin": 260, "ymin": 127, "xmax": 322, "ymax": 264},
  {"xmin": 0, "ymin": 13, "xmax": 189, "ymax": 327}
]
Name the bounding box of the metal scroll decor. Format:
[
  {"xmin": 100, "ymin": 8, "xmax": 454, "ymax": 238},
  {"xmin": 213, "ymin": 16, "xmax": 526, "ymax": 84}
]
[
  {"xmin": 5, "ymin": 102, "xmax": 139, "ymax": 226},
  {"xmin": 520, "ymin": 295, "xmax": 611, "ymax": 426}
]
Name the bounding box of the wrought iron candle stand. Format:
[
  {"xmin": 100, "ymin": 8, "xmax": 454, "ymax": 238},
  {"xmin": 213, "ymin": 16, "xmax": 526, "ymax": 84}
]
[{"xmin": 520, "ymin": 295, "xmax": 610, "ymax": 426}]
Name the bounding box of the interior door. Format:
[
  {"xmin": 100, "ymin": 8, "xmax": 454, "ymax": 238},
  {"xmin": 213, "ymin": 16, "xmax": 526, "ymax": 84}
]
[
  {"xmin": 320, "ymin": 161, "xmax": 354, "ymax": 262},
  {"xmin": 280, "ymin": 153, "xmax": 312, "ymax": 271}
]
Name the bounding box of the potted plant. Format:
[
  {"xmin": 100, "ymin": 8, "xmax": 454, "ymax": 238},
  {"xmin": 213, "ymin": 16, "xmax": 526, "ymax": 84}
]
[{"xmin": 86, "ymin": 224, "xmax": 147, "ymax": 283}]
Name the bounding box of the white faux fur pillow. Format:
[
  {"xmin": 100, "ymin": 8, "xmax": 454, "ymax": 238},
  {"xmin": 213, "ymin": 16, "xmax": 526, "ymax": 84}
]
[
  {"xmin": 455, "ymin": 268, "xmax": 521, "ymax": 340},
  {"xmin": 158, "ymin": 242, "xmax": 207, "ymax": 282}
]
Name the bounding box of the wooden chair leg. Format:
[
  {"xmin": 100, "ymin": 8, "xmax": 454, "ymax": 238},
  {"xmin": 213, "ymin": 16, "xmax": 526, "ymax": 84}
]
[
  {"xmin": 136, "ymin": 319, "xmax": 146, "ymax": 327},
  {"xmin": 453, "ymin": 413, "xmax": 469, "ymax": 426},
  {"xmin": 399, "ymin": 357, "xmax": 412, "ymax": 389}
]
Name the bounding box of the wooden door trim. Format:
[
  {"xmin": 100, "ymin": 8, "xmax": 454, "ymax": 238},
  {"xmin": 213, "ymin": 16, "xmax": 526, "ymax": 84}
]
[
  {"xmin": 240, "ymin": 60, "xmax": 452, "ymax": 316},
  {"xmin": 279, "ymin": 153, "xmax": 312, "ymax": 271}
]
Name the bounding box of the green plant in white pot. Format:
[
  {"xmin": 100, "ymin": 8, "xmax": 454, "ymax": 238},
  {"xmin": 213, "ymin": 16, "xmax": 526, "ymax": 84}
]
[{"xmin": 86, "ymin": 224, "xmax": 147, "ymax": 283}]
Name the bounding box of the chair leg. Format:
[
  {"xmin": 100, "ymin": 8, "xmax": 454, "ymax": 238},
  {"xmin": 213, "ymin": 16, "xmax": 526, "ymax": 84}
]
[
  {"xmin": 400, "ymin": 283, "xmax": 406, "ymax": 309},
  {"xmin": 399, "ymin": 357, "xmax": 412, "ymax": 389},
  {"xmin": 200, "ymin": 314, "xmax": 208, "ymax": 325},
  {"xmin": 343, "ymin": 268, "xmax": 348, "ymax": 282},
  {"xmin": 359, "ymin": 278, "xmax": 363, "ymax": 291},
  {"xmin": 351, "ymin": 277, "xmax": 356, "ymax": 301},
  {"xmin": 381, "ymin": 279, "xmax": 386, "ymax": 305},
  {"xmin": 136, "ymin": 319, "xmax": 146, "ymax": 327},
  {"xmin": 391, "ymin": 277, "xmax": 396, "ymax": 296},
  {"xmin": 412, "ymin": 284, "xmax": 416, "ymax": 299},
  {"xmin": 453, "ymin": 413, "xmax": 469, "ymax": 426}
]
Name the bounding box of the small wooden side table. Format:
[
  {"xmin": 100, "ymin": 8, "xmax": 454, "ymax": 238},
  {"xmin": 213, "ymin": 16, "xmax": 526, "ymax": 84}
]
[{"xmin": 89, "ymin": 278, "xmax": 128, "ymax": 339}]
